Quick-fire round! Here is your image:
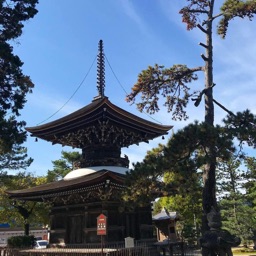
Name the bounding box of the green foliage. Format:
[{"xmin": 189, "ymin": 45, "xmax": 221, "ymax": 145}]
[
  {"xmin": 244, "ymin": 157, "xmax": 256, "ymax": 207},
  {"xmin": 223, "ymin": 109, "xmax": 256, "ymax": 149},
  {"xmin": 164, "ymin": 122, "xmax": 235, "ymax": 168},
  {"xmin": 243, "ymin": 157, "xmax": 256, "ymax": 239},
  {"xmin": 125, "ymin": 116, "xmax": 256, "ymax": 239},
  {"xmin": 216, "ymin": 156, "xmax": 245, "ymax": 196},
  {"xmin": 0, "ymin": 0, "xmax": 38, "ymax": 41},
  {"xmin": 181, "ymin": 223, "xmax": 199, "ymax": 245},
  {"xmin": 220, "ymin": 196, "xmax": 255, "ymax": 243},
  {"xmin": 47, "ymin": 150, "xmax": 81, "ymax": 181},
  {"xmin": 124, "ymin": 0, "xmax": 256, "ymax": 243},
  {"xmin": 123, "ymin": 145, "xmax": 176, "ymax": 206},
  {"xmin": 124, "ymin": 133, "xmax": 203, "ymax": 240},
  {"xmin": 125, "ymin": 0, "xmax": 256, "ymax": 121},
  {"xmin": 7, "ymin": 235, "xmax": 36, "ymax": 248},
  {"xmin": 126, "ymin": 64, "xmax": 200, "ymax": 121},
  {"xmin": 178, "ymin": 0, "xmax": 256, "ymax": 38},
  {"xmin": 0, "ymin": 144, "xmax": 33, "ymax": 170},
  {"xmin": 0, "ymin": 172, "xmax": 50, "ymax": 229},
  {"xmin": 179, "ymin": 1, "xmax": 209, "ymax": 30},
  {"xmin": 124, "ymin": 120, "xmax": 237, "ymax": 204},
  {"xmin": 0, "ymin": 0, "xmax": 38, "ymax": 172},
  {"xmin": 126, "ymin": 0, "xmax": 256, "ymax": 121},
  {"xmin": 218, "ymin": 0, "xmax": 256, "ymax": 38},
  {"xmin": 217, "ymin": 156, "xmax": 256, "ymax": 244},
  {"xmin": 155, "ymin": 194, "xmax": 202, "ymax": 244}
]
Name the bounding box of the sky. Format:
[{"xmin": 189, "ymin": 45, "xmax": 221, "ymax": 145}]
[{"xmin": 11, "ymin": 0, "xmax": 256, "ymax": 176}]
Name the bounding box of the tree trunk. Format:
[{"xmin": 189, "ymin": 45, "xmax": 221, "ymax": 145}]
[
  {"xmin": 24, "ymin": 222, "xmax": 29, "ymax": 236},
  {"xmin": 202, "ymin": 0, "xmax": 217, "ymax": 233}
]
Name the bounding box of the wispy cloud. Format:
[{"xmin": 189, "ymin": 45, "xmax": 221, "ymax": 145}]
[
  {"xmin": 213, "ymin": 19, "xmax": 256, "ymax": 116},
  {"xmin": 19, "ymin": 1, "xmax": 256, "ymax": 175},
  {"xmin": 119, "ymin": 0, "xmax": 148, "ymax": 33},
  {"xmin": 158, "ymin": 1, "xmax": 256, "ymax": 125},
  {"xmin": 24, "ymin": 89, "xmax": 83, "ymax": 125},
  {"xmin": 158, "ymin": 0, "xmax": 204, "ymax": 43}
]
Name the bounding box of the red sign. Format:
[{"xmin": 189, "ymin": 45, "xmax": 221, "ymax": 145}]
[{"xmin": 97, "ymin": 213, "xmax": 107, "ymax": 235}]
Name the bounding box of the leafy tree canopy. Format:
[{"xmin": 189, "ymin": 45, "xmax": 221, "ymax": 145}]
[
  {"xmin": 0, "ymin": 0, "xmax": 38, "ymax": 173},
  {"xmin": 47, "ymin": 151, "xmax": 81, "ymax": 182},
  {"xmin": 216, "ymin": 156, "xmax": 256, "ymax": 244},
  {"xmin": 125, "ymin": 0, "xmax": 256, "ymax": 236},
  {"xmin": 126, "ymin": 0, "xmax": 256, "ymax": 120},
  {"xmin": 123, "ymin": 145, "xmax": 175, "ymax": 206},
  {"xmin": 0, "ymin": 172, "xmax": 49, "ymax": 231}
]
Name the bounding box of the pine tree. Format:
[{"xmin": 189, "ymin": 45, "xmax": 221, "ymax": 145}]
[
  {"xmin": 126, "ymin": 0, "xmax": 256, "ymax": 235},
  {"xmin": 1, "ymin": 172, "xmax": 49, "ymax": 235},
  {"xmin": 47, "ymin": 151, "xmax": 81, "ymax": 182},
  {"xmin": 217, "ymin": 156, "xmax": 254, "ymax": 245},
  {"xmin": 0, "ymin": 0, "xmax": 38, "ymax": 172}
]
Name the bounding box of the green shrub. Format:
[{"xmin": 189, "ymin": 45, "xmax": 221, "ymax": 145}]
[{"xmin": 7, "ymin": 235, "xmax": 36, "ymax": 248}]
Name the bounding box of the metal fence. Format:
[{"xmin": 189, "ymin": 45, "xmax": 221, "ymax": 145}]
[
  {"xmin": 0, "ymin": 242, "xmax": 201, "ymax": 256},
  {"xmin": 1, "ymin": 243, "xmax": 150, "ymax": 256}
]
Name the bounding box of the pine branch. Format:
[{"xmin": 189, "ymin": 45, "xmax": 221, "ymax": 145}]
[
  {"xmin": 212, "ymin": 99, "xmax": 236, "ymax": 116},
  {"xmin": 211, "ymin": 13, "xmax": 224, "ymax": 21},
  {"xmin": 185, "ymin": 9, "xmax": 208, "ymax": 14},
  {"xmin": 192, "ymin": 84, "xmax": 215, "ymax": 107},
  {"xmin": 197, "ymin": 24, "xmax": 208, "ymax": 33},
  {"xmin": 199, "ymin": 42, "xmax": 208, "ymax": 48},
  {"xmin": 201, "ymin": 54, "xmax": 209, "ymax": 61}
]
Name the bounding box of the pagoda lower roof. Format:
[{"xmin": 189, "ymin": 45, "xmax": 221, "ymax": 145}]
[
  {"xmin": 6, "ymin": 170, "xmax": 125, "ymax": 201},
  {"xmin": 26, "ymin": 96, "xmax": 172, "ymax": 148}
]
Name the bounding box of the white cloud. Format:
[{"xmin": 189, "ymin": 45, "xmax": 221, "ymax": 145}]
[
  {"xmin": 213, "ymin": 19, "xmax": 256, "ymax": 117},
  {"xmin": 20, "ymin": 1, "xmax": 256, "ymax": 175},
  {"xmin": 119, "ymin": 0, "xmax": 148, "ymax": 33},
  {"xmin": 23, "ymin": 89, "xmax": 84, "ymax": 126}
]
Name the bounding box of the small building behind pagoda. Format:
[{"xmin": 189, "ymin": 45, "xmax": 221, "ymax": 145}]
[
  {"xmin": 6, "ymin": 40, "xmax": 173, "ymax": 246},
  {"xmin": 152, "ymin": 208, "xmax": 181, "ymax": 242}
]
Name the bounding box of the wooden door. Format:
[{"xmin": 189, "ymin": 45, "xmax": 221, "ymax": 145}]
[{"xmin": 67, "ymin": 215, "xmax": 84, "ymax": 244}]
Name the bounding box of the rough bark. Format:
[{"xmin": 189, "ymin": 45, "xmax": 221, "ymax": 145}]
[{"xmin": 202, "ymin": 0, "xmax": 218, "ymax": 233}]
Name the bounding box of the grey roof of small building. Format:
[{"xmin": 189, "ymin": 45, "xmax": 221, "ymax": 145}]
[{"xmin": 152, "ymin": 208, "xmax": 179, "ymax": 221}]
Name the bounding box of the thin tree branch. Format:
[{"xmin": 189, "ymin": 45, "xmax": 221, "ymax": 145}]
[
  {"xmin": 197, "ymin": 24, "xmax": 208, "ymax": 34},
  {"xmin": 212, "ymin": 99, "xmax": 236, "ymax": 116},
  {"xmin": 199, "ymin": 42, "xmax": 208, "ymax": 49},
  {"xmin": 201, "ymin": 54, "xmax": 209, "ymax": 61},
  {"xmin": 186, "ymin": 9, "xmax": 208, "ymax": 14},
  {"xmin": 192, "ymin": 84, "xmax": 215, "ymax": 107},
  {"xmin": 211, "ymin": 13, "xmax": 223, "ymax": 21}
]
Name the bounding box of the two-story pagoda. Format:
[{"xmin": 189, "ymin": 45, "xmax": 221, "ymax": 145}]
[{"xmin": 7, "ymin": 40, "xmax": 172, "ymax": 245}]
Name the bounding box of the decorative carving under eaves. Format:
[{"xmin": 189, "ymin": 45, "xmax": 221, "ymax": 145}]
[
  {"xmin": 57, "ymin": 120, "xmax": 148, "ymax": 148},
  {"xmin": 43, "ymin": 184, "xmax": 124, "ymax": 206}
]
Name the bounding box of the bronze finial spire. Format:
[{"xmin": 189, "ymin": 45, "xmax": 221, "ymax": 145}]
[{"xmin": 96, "ymin": 39, "xmax": 105, "ymax": 98}]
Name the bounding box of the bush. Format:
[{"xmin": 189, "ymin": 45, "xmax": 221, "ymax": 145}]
[{"xmin": 7, "ymin": 235, "xmax": 36, "ymax": 248}]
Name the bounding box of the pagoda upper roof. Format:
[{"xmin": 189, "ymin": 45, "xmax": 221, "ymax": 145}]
[
  {"xmin": 6, "ymin": 169, "xmax": 125, "ymax": 201},
  {"xmin": 26, "ymin": 96, "xmax": 172, "ymax": 149}
]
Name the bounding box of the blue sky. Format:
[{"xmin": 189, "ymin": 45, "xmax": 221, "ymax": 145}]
[{"xmin": 12, "ymin": 0, "xmax": 256, "ymax": 176}]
